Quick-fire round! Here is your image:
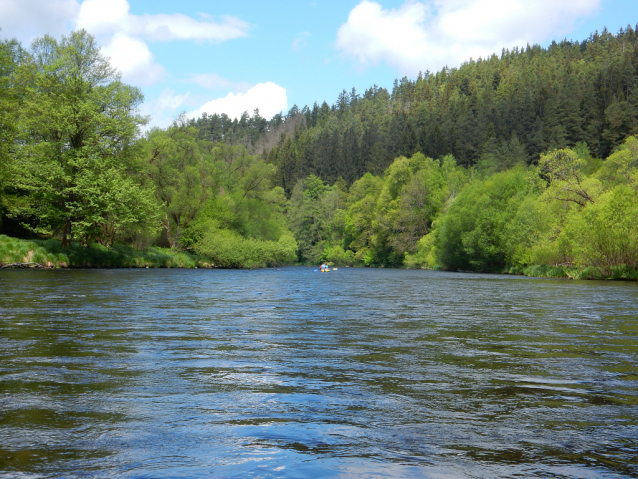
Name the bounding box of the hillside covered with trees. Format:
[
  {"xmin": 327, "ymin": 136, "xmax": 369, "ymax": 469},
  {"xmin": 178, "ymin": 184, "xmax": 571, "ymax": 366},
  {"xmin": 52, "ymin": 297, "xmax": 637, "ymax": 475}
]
[
  {"xmin": 197, "ymin": 26, "xmax": 638, "ymax": 193},
  {"xmin": 1, "ymin": 26, "xmax": 638, "ymax": 278}
]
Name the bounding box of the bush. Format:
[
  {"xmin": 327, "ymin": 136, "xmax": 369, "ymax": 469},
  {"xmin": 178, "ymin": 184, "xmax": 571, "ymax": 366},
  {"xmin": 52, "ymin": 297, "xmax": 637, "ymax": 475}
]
[
  {"xmin": 572, "ymin": 266, "xmax": 603, "ymax": 280},
  {"xmin": 0, "ymin": 234, "xmax": 205, "ymax": 268},
  {"xmin": 609, "ymin": 265, "xmax": 638, "ymax": 280},
  {"xmin": 561, "ymin": 184, "xmax": 638, "ymax": 274},
  {"xmin": 404, "ymin": 233, "xmax": 438, "ymax": 269},
  {"xmin": 435, "ymin": 168, "xmax": 538, "ymax": 271},
  {"xmin": 195, "ymin": 229, "xmax": 298, "ymax": 268},
  {"xmin": 322, "ymin": 244, "xmax": 355, "ymax": 266},
  {"xmin": 522, "ymin": 264, "xmax": 568, "ymax": 278}
]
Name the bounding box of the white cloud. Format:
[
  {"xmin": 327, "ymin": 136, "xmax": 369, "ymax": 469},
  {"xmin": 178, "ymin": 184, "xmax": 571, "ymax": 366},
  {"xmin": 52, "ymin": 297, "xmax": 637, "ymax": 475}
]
[
  {"xmin": 335, "ymin": 0, "xmax": 601, "ymax": 74},
  {"xmin": 75, "ymin": 0, "xmax": 129, "ymax": 36},
  {"xmin": 188, "ymin": 82, "xmax": 288, "ymax": 120},
  {"xmin": 101, "ymin": 33, "xmax": 165, "ymax": 86},
  {"xmin": 135, "ymin": 14, "xmax": 249, "ymax": 42},
  {"xmin": 1, "ymin": 0, "xmax": 250, "ymax": 89},
  {"xmin": 76, "ymin": 0, "xmax": 250, "ymax": 42},
  {"xmin": 0, "ymin": 0, "xmax": 80, "ymax": 42},
  {"xmin": 0, "ymin": 0, "xmax": 249, "ymax": 44},
  {"xmin": 74, "ymin": 0, "xmax": 250, "ymax": 86},
  {"xmin": 156, "ymin": 88, "xmax": 190, "ymax": 111},
  {"xmin": 293, "ymin": 31, "xmax": 311, "ymax": 51},
  {"xmin": 140, "ymin": 87, "xmax": 191, "ymax": 129}
]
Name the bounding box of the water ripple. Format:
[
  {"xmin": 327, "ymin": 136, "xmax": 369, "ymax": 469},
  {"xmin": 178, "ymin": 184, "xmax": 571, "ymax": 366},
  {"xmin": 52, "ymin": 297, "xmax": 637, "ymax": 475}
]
[{"xmin": 1, "ymin": 268, "xmax": 637, "ymax": 478}]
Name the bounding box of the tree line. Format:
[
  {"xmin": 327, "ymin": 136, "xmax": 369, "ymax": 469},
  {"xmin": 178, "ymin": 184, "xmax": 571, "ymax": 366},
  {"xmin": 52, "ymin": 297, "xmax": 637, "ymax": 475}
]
[
  {"xmin": 0, "ymin": 30, "xmax": 296, "ymax": 267},
  {"xmin": 197, "ymin": 25, "xmax": 638, "ymax": 195},
  {"xmin": 1, "ymin": 28, "xmax": 637, "ymax": 275},
  {"xmin": 288, "ymin": 137, "xmax": 638, "ymax": 278}
]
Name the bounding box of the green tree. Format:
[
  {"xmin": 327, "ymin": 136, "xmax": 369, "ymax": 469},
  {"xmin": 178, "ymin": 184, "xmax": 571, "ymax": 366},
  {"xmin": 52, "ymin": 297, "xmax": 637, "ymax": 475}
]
[
  {"xmin": 0, "ymin": 34, "xmax": 24, "ymax": 228},
  {"xmin": 144, "ymin": 118, "xmax": 211, "ymax": 248},
  {"xmin": 343, "ymin": 173, "xmax": 384, "ymax": 266},
  {"xmin": 435, "ymin": 168, "xmax": 538, "ymax": 271},
  {"xmin": 10, "ymin": 30, "xmax": 155, "ymax": 245},
  {"xmin": 594, "ymin": 135, "xmax": 638, "ymax": 189},
  {"xmin": 287, "ymin": 175, "xmax": 347, "ymax": 264},
  {"xmin": 562, "ymin": 184, "xmax": 638, "ymax": 273},
  {"xmin": 538, "ymin": 148, "xmax": 601, "ymax": 206}
]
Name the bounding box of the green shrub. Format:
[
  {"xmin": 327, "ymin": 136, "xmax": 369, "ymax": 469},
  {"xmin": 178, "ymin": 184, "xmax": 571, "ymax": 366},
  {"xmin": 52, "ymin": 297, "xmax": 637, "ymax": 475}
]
[
  {"xmin": 608, "ymin": 265, "xmax": 638, "ymax": 280},
  {"xmin": 404, "ymin": 233, "xmax": 438, "ymax": 269},
  {"xmin": 322, "ymin": 245, "xmax": 355, "ymax": 266},
  {"xmin": 195, "ymin": 229, "xmax": 297, "ymax": 268},
  {"xmin": 572, "ymin": 266, "xmax": 603, "ymax": 280},
  {"xmin": 522, "ymin": 264, "xmax": 568, "ymax": 278},
  {"xmin": 561, "ymin": 185, "xmax": 638, "ymax": 274},
  {"xmin": 0, "ymin": 234, "xmax": 205, "ymax": 268},
  {"xmin": 435, "ymin": 168, "xmax": 539, "ymax": 272}
]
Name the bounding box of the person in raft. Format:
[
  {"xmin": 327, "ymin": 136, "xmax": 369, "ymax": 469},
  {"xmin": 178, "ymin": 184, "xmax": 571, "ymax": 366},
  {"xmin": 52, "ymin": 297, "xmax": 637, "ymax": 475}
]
[{"xmin": 320, "ymin": 262, "xmax": 329, "ymax": 272}]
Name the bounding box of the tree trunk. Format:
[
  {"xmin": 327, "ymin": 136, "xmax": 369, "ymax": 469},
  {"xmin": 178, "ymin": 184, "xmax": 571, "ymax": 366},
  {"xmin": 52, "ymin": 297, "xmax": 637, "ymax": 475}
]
[
  {"xmin": 61, "ymin": 218, "xmax": 71, "ymax": 247},
  {"xmin": 164, "ymin": 213, "xmax": 174, "ymax": 248}
]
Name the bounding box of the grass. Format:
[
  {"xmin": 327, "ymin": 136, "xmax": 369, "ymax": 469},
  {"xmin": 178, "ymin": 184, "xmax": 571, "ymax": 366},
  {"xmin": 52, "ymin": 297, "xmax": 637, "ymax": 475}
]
[
  {"xmin": 0, "ymin": 235, "xmax": 212, "ymax": 269},
  {"xmin": 508, "ymin": 263, "xmax": 638, "ymax": 281}
]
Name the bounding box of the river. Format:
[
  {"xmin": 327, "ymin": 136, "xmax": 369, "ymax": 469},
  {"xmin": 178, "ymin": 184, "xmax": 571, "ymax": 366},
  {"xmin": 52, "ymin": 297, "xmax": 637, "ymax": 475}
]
[{"xmin": 1, "ymin": 268, "xmax": 637, "ymax": 478}]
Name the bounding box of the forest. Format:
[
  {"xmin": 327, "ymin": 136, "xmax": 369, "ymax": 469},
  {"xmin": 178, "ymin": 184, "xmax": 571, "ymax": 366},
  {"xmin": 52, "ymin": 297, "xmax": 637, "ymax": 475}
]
[{"xmin": 1, "ymin": 26, "xmax": 638, "ymax": 278}]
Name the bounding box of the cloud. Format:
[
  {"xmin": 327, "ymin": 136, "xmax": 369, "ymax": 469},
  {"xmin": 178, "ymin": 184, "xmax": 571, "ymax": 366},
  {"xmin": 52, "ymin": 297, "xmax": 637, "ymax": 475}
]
[
  {"xmin": 156, "ymin": 88, "xmax": 190, "ymax": 110},
  {"xmin": 75, "ymin": 0, "xmax": 129, "ymax": 36},
  {"xmin": 0, "ymin": 0, "xmax": 250, "ymax": 44},
  {"xmin": 140, "ymin": 88, "xmax": 191, "ymax": 130},
  {"xmin": 188, "ymin": 82, "xmax": 288, "ymax": 120},
  {"xmin": 101, "ymin": 33, "xmax": 165, "ymax": 86},
  {"xmin": 73, "ymin": 0, "xmax": 250, "ymax": 87},
  {"xmin": 0, "ymin": 0, "xmax": 80, "ymax": 42},
  {"xmin": 293, "ymin": 31, "xmax": 311, "ymax": 52},
  {"xmin": 185, "ymin": 73, "xmax": 252, "ymax": 92},
  {"xmin": 76, "ymin": 0, "xmax": 250, "ymax": 42},
  {"xmin": 136, "ymin": 14, "xmax": 249, "ymax": 42},
  {"xmin": 335, "ymin": 0, "xmax": 601, "ymax": 74},
  {"xmin": 1, "ymin": 0, "xmax": 250, "ymax": 89}
]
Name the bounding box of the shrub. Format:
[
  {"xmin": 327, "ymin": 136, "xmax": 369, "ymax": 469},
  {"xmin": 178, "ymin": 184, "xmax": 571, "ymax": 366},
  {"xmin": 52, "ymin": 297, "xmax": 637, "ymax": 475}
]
[
  {"xmin": 322, "ymin": 244, "xmax": 355, "ymax": 266},
  {"xmin": 195, "ymin": 229, "xmax": 298, "ymax": 268}
]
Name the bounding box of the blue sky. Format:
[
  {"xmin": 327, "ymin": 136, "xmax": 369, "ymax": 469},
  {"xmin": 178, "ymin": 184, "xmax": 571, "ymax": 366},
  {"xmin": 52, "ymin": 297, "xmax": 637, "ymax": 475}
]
[{"xmin": 2, "ymin": 0, "xmax": 638, "ymax": 128}]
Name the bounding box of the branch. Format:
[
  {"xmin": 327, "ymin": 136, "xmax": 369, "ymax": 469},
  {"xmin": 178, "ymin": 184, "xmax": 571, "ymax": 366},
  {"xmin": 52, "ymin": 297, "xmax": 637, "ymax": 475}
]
[
  {"xmin": 0, "ymin": 262, "xmax": 53, "ymax": 269},
  {"xmin": 553, "ymin": 195, "xmax": 587, "ymax": 207}
]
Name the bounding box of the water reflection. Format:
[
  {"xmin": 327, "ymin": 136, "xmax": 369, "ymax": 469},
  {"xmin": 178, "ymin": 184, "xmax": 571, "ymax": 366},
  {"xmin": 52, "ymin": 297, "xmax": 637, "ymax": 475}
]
[{"xmin": 1, "ymin": 268, "xmax": 637, "ymax": 477}]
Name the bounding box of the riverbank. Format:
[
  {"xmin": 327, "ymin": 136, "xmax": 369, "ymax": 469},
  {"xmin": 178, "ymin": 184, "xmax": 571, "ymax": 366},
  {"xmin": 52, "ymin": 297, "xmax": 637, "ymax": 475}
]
[
  {"xmin": 2, "ymin": 234, "xmax": 637, "ymax": 279},
  {"xmin": 509, "ymin": 264, "xmax": 638, "ymax": 281},
  {"xmin": 0, "ymin": 235, "xmax": 211, "ymax": 269}
]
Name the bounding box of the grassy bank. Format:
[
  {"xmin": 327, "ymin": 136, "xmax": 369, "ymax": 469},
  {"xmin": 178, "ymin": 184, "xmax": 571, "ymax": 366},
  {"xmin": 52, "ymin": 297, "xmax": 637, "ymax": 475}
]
[
  {"xmin": 0, "ymin": 235, "xmax": 211, "ymax": 269},
  {"xmin": 509, "ymin": 264, "xmax": 638, "ymax": 281}
]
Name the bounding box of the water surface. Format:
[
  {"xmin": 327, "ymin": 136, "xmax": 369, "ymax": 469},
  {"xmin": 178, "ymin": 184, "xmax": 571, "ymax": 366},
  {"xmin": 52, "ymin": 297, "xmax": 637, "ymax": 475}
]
[{"xmin": 1, "ymin": 268, "xmax": 637, "ymax": 478}]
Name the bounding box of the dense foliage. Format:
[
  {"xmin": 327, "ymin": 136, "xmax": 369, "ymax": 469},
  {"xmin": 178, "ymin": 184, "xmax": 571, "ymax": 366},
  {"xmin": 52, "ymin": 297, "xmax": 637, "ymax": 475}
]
[
  {"xmin": 283, "ymin": 135, "xmax": 638, "ymax": 279},
  {"xmin": 2, "ymin": 27, "xmax": 638, "ymax": 277},
  {"xmin": 208, "ymin": 25, "xmax": 638, "ymax": 194},
  {"xmin": 0, "ymin": 30, "xmax": 296, "ymax": 267}
]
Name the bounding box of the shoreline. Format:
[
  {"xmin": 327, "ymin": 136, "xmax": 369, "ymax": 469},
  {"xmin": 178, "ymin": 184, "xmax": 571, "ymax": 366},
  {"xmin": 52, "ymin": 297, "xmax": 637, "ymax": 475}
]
[
  {"xmin": 1, "ymin": 235, "xmax": 636, "ymax": 280},
  {"xmin": 0, "ymin": 234, "xmax": 210, "ymax": 270}
]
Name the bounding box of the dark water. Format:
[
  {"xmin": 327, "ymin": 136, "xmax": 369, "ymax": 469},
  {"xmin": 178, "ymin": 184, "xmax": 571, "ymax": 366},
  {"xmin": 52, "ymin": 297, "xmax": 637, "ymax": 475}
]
[{"xmin": 1, "ymin": 268, "xmax": 637, "ymax": 478}]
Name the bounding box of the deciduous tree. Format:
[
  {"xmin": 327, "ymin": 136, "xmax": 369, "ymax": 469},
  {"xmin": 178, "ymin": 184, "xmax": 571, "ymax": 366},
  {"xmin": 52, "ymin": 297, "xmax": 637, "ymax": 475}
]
[{"xmin": 10, "ymin": 30, "xmax": 155, "ymax": 245}]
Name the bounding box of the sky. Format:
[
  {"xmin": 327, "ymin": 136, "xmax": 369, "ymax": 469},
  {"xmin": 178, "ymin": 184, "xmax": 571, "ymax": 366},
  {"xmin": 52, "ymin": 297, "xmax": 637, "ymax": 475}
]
[{"xmin": 2, "ymin": 0, "xmax": 638, "ymax": 129}]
